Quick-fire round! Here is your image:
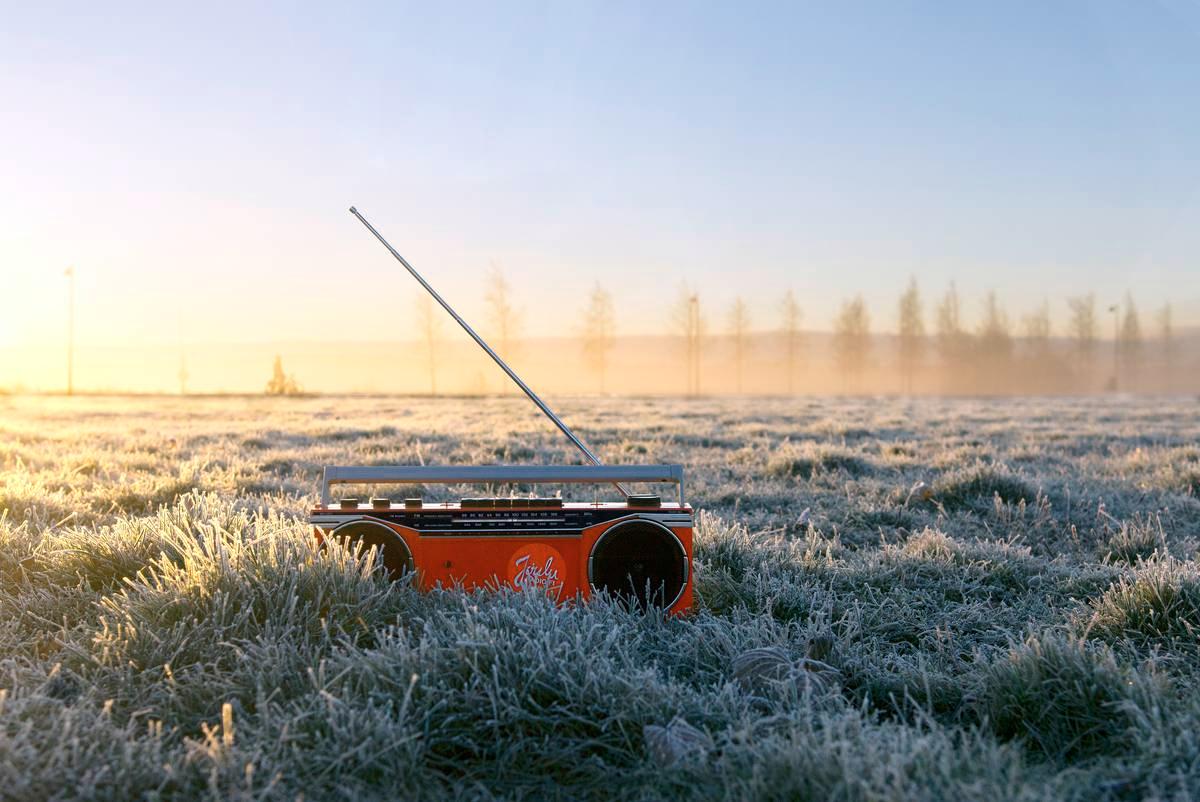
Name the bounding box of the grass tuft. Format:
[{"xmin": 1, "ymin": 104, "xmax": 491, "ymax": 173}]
[
  {"xmin": 1101, "ymin": 517, "xmax": 1167, "ymax": 565},
  {"xmin": 766, "ymin": 444, "xmax": 873, "ymax": 479},
  {"xmin": 932, "ymin": 462, "xmax": 1037, "ymax": 511},
  {"xmin": 1086, "ymin": 557, "xmax": 1200, "ymax": 650},
  {"xmin": 974, "ymin": 631, "xmax": 1161, "ymax": 761}
]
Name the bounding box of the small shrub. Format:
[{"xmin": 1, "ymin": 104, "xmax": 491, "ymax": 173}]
[
  {"xmin": 975, "ymin": 632, "xmax": 1160, "ymax": 760},
  {"xmin": 264, "ymin": 355, "xmax": 303, "ymax": 396}
]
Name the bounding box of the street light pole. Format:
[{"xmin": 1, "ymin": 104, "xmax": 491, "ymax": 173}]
[{"xmin": 64, "ymin": 266, "xmax": 75, "ymax": 396}]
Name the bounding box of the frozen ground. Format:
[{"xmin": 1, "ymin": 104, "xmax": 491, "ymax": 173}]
[{"xmin": 0, "ymin": 394, "xmax": 1198, "ymax": 800}]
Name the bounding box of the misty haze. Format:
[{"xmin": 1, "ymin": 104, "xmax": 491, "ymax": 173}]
[{"xmin": 5, "ymin": 281, "xmax": 1195, "ymax": 396}]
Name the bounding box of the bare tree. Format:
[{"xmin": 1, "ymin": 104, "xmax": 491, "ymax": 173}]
[
  {"xmin": 779, "ymin": 290, "xmax": 802, "ymax": 395},
  {"xmin": 580, "ymin": 283, "xmax": 616, "ymax": 393},
  {"xmin": 978, "ymin": 291, "xmax": 1013, "ymax": 355},
  {"xmin": 1119, "ymin": 292, "xmax": 1142, "ymax": 389},
  {"xmin": 672, "ymin": 287, "xmax": 705, "ymax": 396},
  {"xmin": 416, "ymin": 293, "xmax": 443, "ymax": 395},
  {"xmin": 1067, "ymin": 294, "xmax": 1097, "ymax": 387},
  {"xmin": 727, "ymin": 297, "xmax": 751, "ymax": 393},
  {"xmin": 1020, "ymin": 300, "xmax": 1053, "ymax": 390},
  {"xmin": 897, "ymin": 277, "xmax": 924, "ymax": 394},
  {"xmin": 936, "ymin": 282, "xmax": 966, "ymax": 356},
  {"xmin": 935, "ymin": 282, "xmax": 970, "ymax": 390},
  {"xmin": 485, "ymin": 263, "xmax": 522, "ymax": 360},
  {"xmin": 832, "ymin": 295, "xmax": 870, "ymax": 392},
  {"xmin": 976, "ymin": 291, "xmax": 1013, "ymax": 394},
  {"xmin": 1021, "ymin": 300, "xmax": 1051, "ymax": 355},
  {"xmin": 1157, "ymin": 302, "xmax": 1174, "ymax": 392}
]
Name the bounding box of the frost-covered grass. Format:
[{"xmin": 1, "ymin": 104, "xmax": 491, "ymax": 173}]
[{"xmin": 0, "ymin": 393, "xmax": 1198, "ymax": 800}]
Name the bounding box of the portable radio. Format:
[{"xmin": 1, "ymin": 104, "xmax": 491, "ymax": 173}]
[
  {"xmin": 308, "ymin": 208, "xmax": 697, "ymax": 613},
  {"xmin": 310, "ymin": 465, "xmax": 694, "ymax": 613}
]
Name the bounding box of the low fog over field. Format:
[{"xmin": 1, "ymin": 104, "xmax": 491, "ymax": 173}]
[
  {"xmin": 1, "ymin": 394, "xmax": 1198, "ymax": 799},
  {"xmin": 5, "ymin": 279, "xmax": 1197, "ymax": 395}
]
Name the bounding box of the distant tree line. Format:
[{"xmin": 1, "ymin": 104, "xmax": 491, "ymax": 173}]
[
  {"xmin": 819, "ymin": 282, "xmax": 1178, "ymax": 395},
  {"xmin": 661, "ymin": 280, "xmax": 1181, "ymax": 395},
  {"xmin": 390, "ymin": 267, "xmax": 1185, "ymax": 396}
]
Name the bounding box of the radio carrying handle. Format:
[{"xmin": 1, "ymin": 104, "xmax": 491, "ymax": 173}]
[
  {"xmin": 349, "ymin": 206, "xmax": 629, "ymax": 498},
  {"xmin": 320, "ymin": 464, "xmax": 684, "ymax": 507}
]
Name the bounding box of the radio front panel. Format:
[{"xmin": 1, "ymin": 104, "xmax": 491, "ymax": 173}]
[
  {"xmin": 311, "ymin": 504, "xmax": 690, "ymax": 536},
  {"xmin": 312, "ymin": 502, "xmax": 695, "ymax": 614}
]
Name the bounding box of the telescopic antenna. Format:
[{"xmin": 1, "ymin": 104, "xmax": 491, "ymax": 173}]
[{"xmin": 349, "ymin": 206, "xmax": 629, "ymax": 497}]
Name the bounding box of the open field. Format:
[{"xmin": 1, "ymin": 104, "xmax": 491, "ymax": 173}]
[{"xmin": 1, "ymin": 393, "xmax": 1199, "ymax": 800}]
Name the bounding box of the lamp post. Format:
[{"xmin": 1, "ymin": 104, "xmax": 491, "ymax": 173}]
[{"xmin": 64, "ymin": 266, "xmax": 75, "ymax": 396}]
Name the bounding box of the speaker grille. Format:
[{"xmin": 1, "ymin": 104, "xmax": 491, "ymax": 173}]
[
  {"xmin": 588, "ymin": 520, "xmax": 687, "ymax": 609},
  {"xmin": 329, "ymin": 520, "xmax": 414, "ymax": 581}
]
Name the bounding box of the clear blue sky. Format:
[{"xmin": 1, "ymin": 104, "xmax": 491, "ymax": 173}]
[{"xmin": 2, "ymin": 1, "xmax": 1197, "ymax": 349}]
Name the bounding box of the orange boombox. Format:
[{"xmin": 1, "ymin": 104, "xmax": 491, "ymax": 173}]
[
  {"xmin": 311, "ymin": 465, "xmax": 693, "ymax": 613},
  {"xmin": 313, "ymin": 207, "xmax": 696, "ymax": 613}
]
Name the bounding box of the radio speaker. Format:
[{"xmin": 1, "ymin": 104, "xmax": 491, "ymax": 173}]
[
  {"xmin": 588, "ymin": 519, "xmax": 688, "ymax": 609},
  {"xmin": 330, "ymin": 519, "xmax": 415, "ymax": 581}
]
